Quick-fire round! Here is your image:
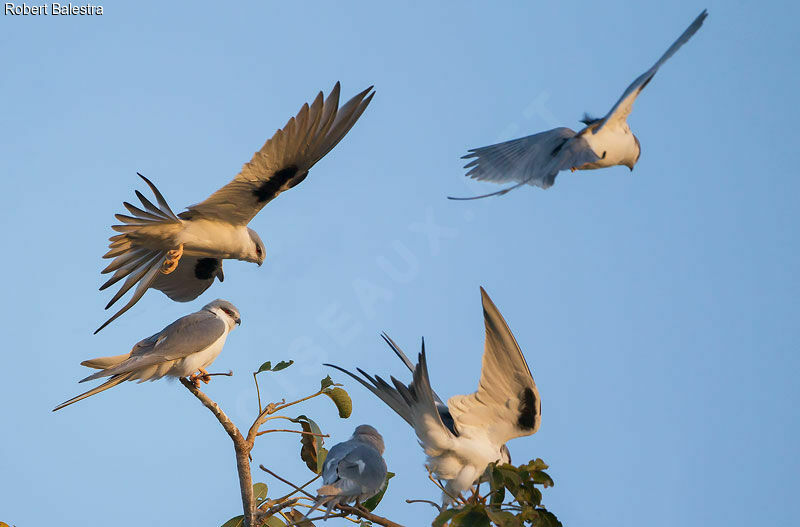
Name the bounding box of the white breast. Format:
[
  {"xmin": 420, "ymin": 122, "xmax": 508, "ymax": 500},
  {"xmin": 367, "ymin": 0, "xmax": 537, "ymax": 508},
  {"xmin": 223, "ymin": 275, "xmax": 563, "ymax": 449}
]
[
  {"xmin": 179, "ymin": 219, "xmax": 252, "ymax": 259},
  {"xmin": 581, "ymin": 123, "xmax": 638, "ymax": 170},
  {"xmin": 168, "ymin": 330, "xmax": 230, "ymax": 377}
]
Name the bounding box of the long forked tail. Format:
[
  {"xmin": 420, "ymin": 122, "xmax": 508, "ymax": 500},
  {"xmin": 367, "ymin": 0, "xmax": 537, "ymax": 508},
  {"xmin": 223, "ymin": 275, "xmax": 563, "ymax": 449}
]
[
  {"xmin": 95, "ymin": 173, "xmax": 181, "ymax": 334},
  {"xmin": 52, "ymin": 372, "xmax": 135, "ymax": 411}
]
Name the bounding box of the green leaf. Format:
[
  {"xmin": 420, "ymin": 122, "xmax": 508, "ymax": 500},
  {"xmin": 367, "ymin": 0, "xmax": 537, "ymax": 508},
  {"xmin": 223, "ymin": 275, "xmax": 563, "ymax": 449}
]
[
  {"xmin": 291, "ymin": 415, "xmax": 325, "ymax": 474},
  {"xmin": 450, "ymin": 504, "xmax": 490, "ymax": 527},
  {"xmin": 317, "ymin": 447, "xmax": 328, "ymax": 474},
  {"xmin": 534, "ymin": 509, "xmax": 562, "ymax": 527},
  {"xmin": 362, "ymin": 472, "xmax": 395, "ymax": 511},
  {"xmin": 521, "ymin": 458, "xmax": 549, "ymax": 472},
  {"xmin": 263, "ymin": 516, "xmax": 286, "ymax": 527},
  {"xmin": 220, "ymin": 515, "xmax": 243, "ymax": 527},
  {"xmin": 323, "ymin": 387, "xmax": 352, "ymax": 418},
  {"xmin": 432, "ymin": 509, "xmax": 458, "ymax": 527},
  {"xmin": 272, "ymin": 360, "xmax": 293, "ymax": 372},
  {"xmin": 320, "ymin": 375, "xmax": 334, "ymax": 390},
  {"xmin": 490, "ymin": 465, "xmax": 506, "ymax": 506},
  {"xmin": 486, "ymin": 508, "xmax": 521, "ymax": 527},
  {"xmin": 256, "ymin": 360, "xmax": 294, "ymax": 374},
  {"xmin": 283, "ymin": 509, "xmax": 314, "ymax": 527},
  {"xmin": 531, "ymin": 470, "xmax": 554, "ymax": 488},
  {"xmin": 252, "ymin": 482, "xmax": 268, "ymax": 503}
]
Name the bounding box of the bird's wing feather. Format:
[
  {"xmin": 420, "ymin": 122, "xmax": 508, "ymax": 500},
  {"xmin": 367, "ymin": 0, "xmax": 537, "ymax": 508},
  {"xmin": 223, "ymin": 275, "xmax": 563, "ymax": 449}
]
[
  {"xmin": 460, "ymin": 127, "xmax": 578, "ymax": 188},
  {"xmin": 53, "ymin": 372, "xmax": 136, "ymax": 411},
  {"xmin": 322, "ymin": 440, "xmax": 353, "ymax": 484},
  {"xmin": 451, "ymin": 129, "xmax": 599, "ymax": 199},
  {"xmin": 596, "ymin": 9, "xmax": 708, "ymax": 132},
  {"xmin": 96, "ymin": 174, "xmax": 184, "ymax": 333},
  {"xmin": 151, "ymin": 256, "xmax": 223, "ymax": 302},
  {"xmin": 326, "ymin": 346, "xmax": 455, "ymax": 454},
  {"xmin": 335, "ymin": 444, "xmax": 388, "ymax": 492},
  {"xmin": 447, "ymin": 288, "xmax": 541, "ymax": 447},
  {"xmin": 184, "ymin": 83, "xmax": 375, "ymax": 226},
  {"xmin": 82, "ymin": 311, "xmax": 226, "ymax": 381}
]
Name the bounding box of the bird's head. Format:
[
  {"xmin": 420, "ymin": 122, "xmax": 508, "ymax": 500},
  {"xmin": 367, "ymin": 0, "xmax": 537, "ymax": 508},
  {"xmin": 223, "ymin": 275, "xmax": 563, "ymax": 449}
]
[
  {"xmin": 246, "ymin": 228, "xmax": 266, "ymax": 266},
  {"xmin": 204, "ymin": 299, "xmax": 242, "ymax": 328},
  {"xmin": 353, "ymin": 424, "xmax": 385, "ymax": 454},
  {"xmin": 625, "ymin": 134, "xmax": 642, "ymax": 171}
]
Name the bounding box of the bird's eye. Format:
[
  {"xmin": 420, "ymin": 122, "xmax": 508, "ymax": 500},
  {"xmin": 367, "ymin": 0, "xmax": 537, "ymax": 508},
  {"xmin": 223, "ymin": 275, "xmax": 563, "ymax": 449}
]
[
  {"xmin": 222, "ymin": 308, "xmax": 234, "ymax": 316},
  {"xmin": 255, "ymin": 246, "xmax": 262, "ymax": 256}
]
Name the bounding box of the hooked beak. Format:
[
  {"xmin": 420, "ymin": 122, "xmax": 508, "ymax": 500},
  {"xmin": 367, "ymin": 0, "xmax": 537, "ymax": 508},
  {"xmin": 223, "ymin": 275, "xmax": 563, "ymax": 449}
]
[{"xmin": 235, "ymin": 316, "xmax": 242, "ymax": 326}]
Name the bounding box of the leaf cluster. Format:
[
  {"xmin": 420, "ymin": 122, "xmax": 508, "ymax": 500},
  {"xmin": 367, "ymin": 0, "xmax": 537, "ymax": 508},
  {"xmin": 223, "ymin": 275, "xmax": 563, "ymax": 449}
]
[{"xmin": 433, "ymin": 460, "xmax": 561, "ymax": 527}]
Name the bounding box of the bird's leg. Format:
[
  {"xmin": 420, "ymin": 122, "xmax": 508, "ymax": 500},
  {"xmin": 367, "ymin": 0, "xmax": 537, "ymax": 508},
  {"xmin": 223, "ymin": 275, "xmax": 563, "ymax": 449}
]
[
  {"xmin": 188, "ymin": 367, "xmax": 212, "ymax": 387},
  {"xmin": 160, "ymin": 243, "xmax": 184, "ymax": 274}
]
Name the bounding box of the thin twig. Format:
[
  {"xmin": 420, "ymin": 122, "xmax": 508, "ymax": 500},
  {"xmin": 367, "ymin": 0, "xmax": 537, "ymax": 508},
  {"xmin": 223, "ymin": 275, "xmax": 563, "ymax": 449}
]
[
  {"xmin": 406, "ymin": 499, "xmax": 443, "ymax": 511},
  {"xmin": 256, "ymin": 429, "xmax": 330, "ymax": 438},
  {"xmin": 273, "ymin": 475, "xmax": 321, "ymax": 504},
  {"xmin": 254, "ymin": 498, "xmax": 299, "ymax": 526},
  {"xmin": 253, "ymin": 372, "xmax": 262, "ymax": 414},
  {"xmin": 205, "ymin": 370, "xmax": 234, "ymax": 378},
  {"xmin": 260, "ymin": 465, "xmax": 316, "ymax": 499},
  {"xmin": 335, "ymin": 504, "xmax": 406, "ymax": 527},
  {"xmin": 427, "ymin": 472, "xmax": 462, "ymax": 504}
]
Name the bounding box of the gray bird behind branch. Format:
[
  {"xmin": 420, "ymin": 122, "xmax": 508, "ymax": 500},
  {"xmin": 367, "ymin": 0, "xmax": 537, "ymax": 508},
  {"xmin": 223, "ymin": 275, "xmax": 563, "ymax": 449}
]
[
  {"xmin": 450, "ymin": 9, "xmax": 707, "ymax": 199},
  {"xmin": 304, "ymin": 425, "xmax": 388, "ymax": 520},
  {"xmin": 54, "ymin": 299, "xmax": 241, "ymax": 411},
  {"xmin": 326, "ymin": 287, "xmax": 540, "ymax": 503}
]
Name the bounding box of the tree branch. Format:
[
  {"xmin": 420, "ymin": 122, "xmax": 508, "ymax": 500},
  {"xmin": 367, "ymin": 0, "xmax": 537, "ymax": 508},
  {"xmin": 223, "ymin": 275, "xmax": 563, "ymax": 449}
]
[
  {"xmin": 260, "ymin": 465, "xmax": 405, "ymax": 527},
  {"xmin": 180, "ymin": 378, "xmax": 255, "ymax": 527}
]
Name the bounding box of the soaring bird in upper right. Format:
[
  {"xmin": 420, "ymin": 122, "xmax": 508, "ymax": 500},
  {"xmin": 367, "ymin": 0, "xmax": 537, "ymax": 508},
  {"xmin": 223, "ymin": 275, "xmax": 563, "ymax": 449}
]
[{"xmin": 449, "ymin": 9, "xmax": 708, "ymax": 200}]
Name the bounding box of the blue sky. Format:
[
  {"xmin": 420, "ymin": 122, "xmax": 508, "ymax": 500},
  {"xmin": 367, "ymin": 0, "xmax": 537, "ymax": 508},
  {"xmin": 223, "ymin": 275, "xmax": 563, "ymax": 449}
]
[{"xmin": 1, "ymin": 1, "xmax": 798, "ymax": 526}]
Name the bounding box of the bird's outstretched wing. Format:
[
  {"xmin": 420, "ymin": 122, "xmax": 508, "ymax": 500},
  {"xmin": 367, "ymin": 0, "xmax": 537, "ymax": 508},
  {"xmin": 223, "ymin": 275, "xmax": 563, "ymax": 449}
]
[
  {"xmin": 95, "ymin": 174, "xmax": 182, "ymax": 334},
  {"xmin": 451, "ymin": 127, "xmax": 599, "ymax": 198},
  {"xmin": 447, "ymin": 288, "xmax": 541, "ymax": 447},
  {"xmin": 151, "ymin": 256, "xmax": 223, "ymax": 302},
  {"xmin": 184, "ymin": 83, "xmax": 375, "ymax": 226},
  {"xmin": 326, "ymin": 347, "xmax": 456, "ymax": 455},
  {"xmin": 595, "ymin": 9, "xmax": 708, "ymax": 132}
]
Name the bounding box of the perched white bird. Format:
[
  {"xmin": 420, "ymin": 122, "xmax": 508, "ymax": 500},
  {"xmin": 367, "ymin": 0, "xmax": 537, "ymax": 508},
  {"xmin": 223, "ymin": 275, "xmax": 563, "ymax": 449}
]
[
  {"xmin": 305, "ymin": 425, "xmax": 388, "ymax": 520},
  {"xmin": 54, "ymin": 299, "xmax": 241, "ymax": 411},
  {"xmin": 96, "ymin": 83, "xmax": 375, "ymax": 333},
  {"xmin": 326, "ymin": 288, "xmax": 540, "ymax": 503},
  {"xmin": 450, "ymin": 9, "xmax": 708, "ymax": 199}
]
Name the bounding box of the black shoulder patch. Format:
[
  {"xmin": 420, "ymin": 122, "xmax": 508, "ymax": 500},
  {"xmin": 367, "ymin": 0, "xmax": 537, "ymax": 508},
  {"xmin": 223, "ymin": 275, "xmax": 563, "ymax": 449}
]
[
  {"xmin": 517, "ymin": 387, "xmax": 538, "ymax": 430},
  {"xmin": 252, "ymin": 165, "xmax": 299, "ymax": 203},
  {"xmin": 194, "ymin": 258, "xmax": 220, "ymax": 280},
  {"xmin": 437, "ymin": 404, "xmax": 459, "ymax": 437},
  {"xmin": 550, "ymin": 137, "xmax": 569, "ymax": 157}
]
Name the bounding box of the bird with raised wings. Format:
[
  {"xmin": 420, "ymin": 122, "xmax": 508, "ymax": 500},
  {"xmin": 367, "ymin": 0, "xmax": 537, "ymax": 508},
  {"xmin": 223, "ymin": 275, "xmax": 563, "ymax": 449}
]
[
  {"xmin": 450, "ymin": 9, "xmax": 707, "ymax": 199},
  {"xmin": 54, "ymin": 299, "xmax": 241, "ymax": 411},
  {"xmin": 326, "ymin": 288, "xmax": 540, "ymax": 503},
  {"xmin": 96, "ymin": 83, "xmax": 375, "ymax": 333}
]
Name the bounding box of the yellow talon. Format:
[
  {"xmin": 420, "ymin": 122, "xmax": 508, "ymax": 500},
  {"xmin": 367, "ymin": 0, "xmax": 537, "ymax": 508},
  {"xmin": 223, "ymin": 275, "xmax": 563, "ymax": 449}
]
[
  {"xmin": 160, "ymin": 244, "xmax": 184, "ymax": 274},
  {"xmin": 188, "ymin": 368, "xmax": 211, "ymax": 387},
  {"xmin": 570, "ymin": 167, "xmax": 577, "ymax": 173}
]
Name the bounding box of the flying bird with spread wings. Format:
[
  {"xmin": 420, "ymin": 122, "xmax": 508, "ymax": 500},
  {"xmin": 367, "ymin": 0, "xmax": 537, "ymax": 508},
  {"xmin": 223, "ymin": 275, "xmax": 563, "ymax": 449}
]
[
  {"xmin": 450, "ymin": 9, "xmax": 707, "ymax": 199},
  {"xmin": 54, "ymin": 299, "xmax": 241, "ymax": 411},
  {"xmin": 95, "ymin": 83, "xmax": 375, "ymax": 333},
  {"xmin": 326, "ymin": 287, "xmax": 540, "ymax": 503}
]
